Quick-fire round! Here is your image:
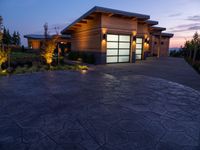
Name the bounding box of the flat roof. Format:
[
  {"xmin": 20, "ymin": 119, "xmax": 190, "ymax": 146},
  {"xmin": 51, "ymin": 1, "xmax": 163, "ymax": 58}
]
[
  {"xmin": 24, "ymin": 34, "xmax": 52, "ymax": 40},
  {"xmin": 24, "ymin": 34, "xmax": 71, "ymax": 40},
  {"xmin": 61, "ymin": 6, "xmax": 150, "ymax": 34}
]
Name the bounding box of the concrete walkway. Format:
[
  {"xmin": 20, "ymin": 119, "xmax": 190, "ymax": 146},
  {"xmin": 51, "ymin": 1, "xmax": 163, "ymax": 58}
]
[
  {"xmin": 93, "ymin": 57, "xmax": 200, "ymax": 91},
  {"xmin": 0, "ymin": 57, "xmax": 200, "ymax": 150}
]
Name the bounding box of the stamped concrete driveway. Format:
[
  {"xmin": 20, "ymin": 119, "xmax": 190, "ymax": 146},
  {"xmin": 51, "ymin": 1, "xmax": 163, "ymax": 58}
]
[
  {"xmin": 93, "ymin": 57, "xmax": 200, "ymax": 92},
  {"xmin": 0, "ymin": 58, "xmax": 200, "ymax": 150}
]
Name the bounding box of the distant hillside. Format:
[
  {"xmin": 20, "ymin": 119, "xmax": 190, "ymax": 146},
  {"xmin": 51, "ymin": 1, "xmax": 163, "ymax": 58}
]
[{"xmin": 169, "ymin": 48, "xmax": 181, "ymax": 51}]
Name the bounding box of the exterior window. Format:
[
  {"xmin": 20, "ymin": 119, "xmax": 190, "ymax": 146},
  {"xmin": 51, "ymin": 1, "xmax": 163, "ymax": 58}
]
[{"xmin": 135, "ymin": 38, "xmax": 143, "ymax": 60}]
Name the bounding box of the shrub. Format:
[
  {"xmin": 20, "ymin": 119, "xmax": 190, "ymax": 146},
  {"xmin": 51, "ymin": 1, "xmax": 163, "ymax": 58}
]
[
  {"xmin": 68, "ymin": 51, "xmax": 79, "ymax": 60},
  {"xmin": 68, "ymin": 51, "xmax": 95, "ymax": 64},
  {"xmin": 170, "ymin": 49, "xmax": 184, "ymax": 57}
]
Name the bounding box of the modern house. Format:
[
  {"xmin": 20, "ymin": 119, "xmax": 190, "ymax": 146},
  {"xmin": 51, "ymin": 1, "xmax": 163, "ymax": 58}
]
[
  {"xmin": 25, "ymin": 6, "xmax": 173, "ymax": 64},
  {"xmin": 61, "ymin": 6, "xmax": 173, "ymax": 64},
  {"xmin": 24, "ymin": 34, "xmax": 71, "ymax": 53}
]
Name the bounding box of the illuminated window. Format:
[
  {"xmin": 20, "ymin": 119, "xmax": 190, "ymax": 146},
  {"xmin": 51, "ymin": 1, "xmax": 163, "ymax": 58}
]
[{"xmin": 135, "ymin": 38, "xmax": 143, "ymax": 60}]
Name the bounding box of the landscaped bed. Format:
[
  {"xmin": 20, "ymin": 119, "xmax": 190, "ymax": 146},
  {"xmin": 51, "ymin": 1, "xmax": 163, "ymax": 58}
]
[{"xmin": 0, "ymin": 51, "xmax": 89, "ymax": 76}]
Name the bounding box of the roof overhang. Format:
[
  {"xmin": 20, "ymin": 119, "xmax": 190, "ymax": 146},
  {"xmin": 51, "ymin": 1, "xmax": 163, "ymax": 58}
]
[
  {"xmin": 146, "ymin": 20, "xmax": 159, "ymax": 26},
  {"xmin": 24, "ymin": 34, "xmax": 52, "ymax": 40},
  {"xmin": 152, "ymin": 32, "xmax": 174, "ymax": 38},
  {"xmin": 161, "ymin": 33, "xmax": 174, "ymax": 38},
  {"xmin": 24, "ymin": 34, "xmax": 71, "ymax": 40},
  {"xmin": 150, "ymin": 26, "xmax": 166, "ymax": 32},
  {"xmin": 61, "ymin": 6, "xmax": 150, "ymax": 34}
]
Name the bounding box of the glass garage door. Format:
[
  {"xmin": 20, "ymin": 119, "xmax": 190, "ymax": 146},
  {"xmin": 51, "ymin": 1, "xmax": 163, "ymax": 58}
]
[
  {"xmin": 135, "ymin": 38, "xmax": 143, "ymax": 60},
  {"xmin": 106, "ymin": 34, "xmax": 130, "ymax": 63}
]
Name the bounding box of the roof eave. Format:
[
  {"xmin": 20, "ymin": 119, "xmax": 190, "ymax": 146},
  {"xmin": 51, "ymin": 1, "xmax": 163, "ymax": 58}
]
[
  {"xmin": 61, "ymin": 7, "xmax": 97, "ymax": 34},
  {"xmin": 61, "ymin": 6, "xmax": 150, "ymax": 34},
  {"xmin": 146, "ymin": 20, "xmax": 159, "ymax": 26}
]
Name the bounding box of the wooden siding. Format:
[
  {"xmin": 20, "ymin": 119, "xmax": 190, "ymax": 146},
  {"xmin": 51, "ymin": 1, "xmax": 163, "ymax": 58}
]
[
  {"xmin": 160, "ymin": 37, "xmax": 170, "ymax": 57},
  {"xmin": 101, "ymin": 14, "xmax": 137, "ymax": 32},
  {"xmin": 150, "ymin": 35, "xmax": 170, "ymax": 57},
  {"xmin": 28, "ymin": 39, "xmax": 41, "ymax": 49},
  {"xmin": 71, "ymin": 14, "xmax": 101, "ymax": 52}
]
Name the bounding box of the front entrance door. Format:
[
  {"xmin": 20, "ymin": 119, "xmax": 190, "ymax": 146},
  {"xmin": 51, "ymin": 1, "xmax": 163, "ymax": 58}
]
[
  {"xmin": 106, "ymin": 34, "xmax": 131, "ymax": 63},
  {"xmin": 135, "ymin": 38, "xmax": 143, "ymax": 60}
]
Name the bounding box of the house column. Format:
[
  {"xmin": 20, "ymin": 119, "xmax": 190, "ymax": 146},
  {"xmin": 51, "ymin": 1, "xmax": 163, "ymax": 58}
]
[{"xmin": 157, "ymin": 34, "xmax": 161, "ymax": 58}]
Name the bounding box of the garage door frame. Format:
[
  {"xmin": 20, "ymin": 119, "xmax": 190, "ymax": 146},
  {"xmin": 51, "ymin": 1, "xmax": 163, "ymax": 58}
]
[{"xmin": 106, "ymin": 34, "xmax": 131, "ymax": 63}]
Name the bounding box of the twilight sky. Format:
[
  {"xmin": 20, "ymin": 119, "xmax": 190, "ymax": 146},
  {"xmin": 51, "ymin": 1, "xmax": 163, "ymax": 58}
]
[{"xmin": 0, "ymin": 0, "xmax": 200, "ymax": 48}]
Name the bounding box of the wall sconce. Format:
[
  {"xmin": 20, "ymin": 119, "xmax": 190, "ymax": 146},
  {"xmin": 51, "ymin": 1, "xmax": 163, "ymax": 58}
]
[
  {"xmin": 103, "ymin": 34, "xmax": 107, "ymax": 40},
  {"xmin": 133, "ymin": 36, "xmax": 136, "ymax": 42},
  {"xmin": 145, "ymin": 37, "xmax": 150, "ymax": 44},
  {"xmin": 132, "ymin": 31, "xmax": 137, "ymax": 36}
]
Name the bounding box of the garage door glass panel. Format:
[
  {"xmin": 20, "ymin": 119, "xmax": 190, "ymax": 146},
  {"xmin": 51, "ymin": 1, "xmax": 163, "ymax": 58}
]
[
  {"xmin": 107, "ymin": 57, "xmax": 118, "ymax": 63},
  {"xmin": 107, "ymin": 49, "xmax": 118, "ymax": 56},
  {"xmin": 107, "ymin": 42, "xmax": 118, "ymax": 48},
  {"xmin": 136, "ymin": 44, "xmax": 142, "ymax": 49},
  {"xmin": 107, "ymin": 34, "xmax": 118, "ymax": 41},
  {"xmin": 119, "ymin": 43, "xmax": 130, "ymax": 48},
  {"xmin": 119, "ymin": 35, "xmax": 130, "ymax": 42},
  {"xmin": 136, "ymin": 38, "xmax": 142, "ymax": 43},
  {"xmin": 136, "ymin": 55, "xmax": 142, "ymax": 60},
  {"xmin": 119, "ymin": 50, "xmax": 130, "ymax": 55},
  {"xmin": 136, "ymin": 49, "xmax": 142, "ymax": 54},
  {"xmin": 118, "ymin": 56, "xmax": 129, "ymax": 62}
]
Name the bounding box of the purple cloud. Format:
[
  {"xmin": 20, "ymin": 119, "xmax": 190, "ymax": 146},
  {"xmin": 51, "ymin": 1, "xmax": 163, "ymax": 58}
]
[
  {"xmin": 169, "ymin": 23, "xmax": 200, "ymax": 32},
  {"xmin": 187, "ymin": 15, "xmax": 200, "ymax": 21},
  {"xmin": 168, "ymin": 13, "xmax": 182, "ymax": 17}
]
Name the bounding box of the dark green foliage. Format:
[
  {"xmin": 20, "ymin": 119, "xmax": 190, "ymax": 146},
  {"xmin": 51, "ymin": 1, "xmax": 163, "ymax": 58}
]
[
  {"xmin": 68, "ymin": 51, "xmax": 95, "ymax": 64},
  {"xmin": 2, "ymin": 28, "xmax": 21, "ymax": 46},
  {"xmin": 182, "ymin": 32, "xmax": 200, "ymax": 74},
  {"xmin": 170, "ymin": 49, "xmax": 184, "ymax": 57},
  {"xmin": 3, "ymin": 28, "xmax": 12, "ymax": 45}
]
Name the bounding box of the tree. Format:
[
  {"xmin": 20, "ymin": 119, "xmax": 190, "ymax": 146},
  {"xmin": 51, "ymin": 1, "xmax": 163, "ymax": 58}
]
[
  {"xmin": 0, "ymin": 16, "xmax": 3, "ymax": 44},
  {"xmin": 3, "ymin": 28, "xmax": 12, "ymax": 45},
  {"xmin": 192, "ymin": 32, "xmax": 200, "ymax": 63},
  {"xmin": 12, "ymin": 31, "xmax": 21, "ymax": 46},
  {"xmin": 12, "ymin": 31, "xmax": 17, "ymax": 45},
  {"xmin": 16, "ymin": 32, "xmax": 21, "ymax": 46},
  {"xmin": 0, "ymin": 16, "xmax": 8, "ymax": 71}
]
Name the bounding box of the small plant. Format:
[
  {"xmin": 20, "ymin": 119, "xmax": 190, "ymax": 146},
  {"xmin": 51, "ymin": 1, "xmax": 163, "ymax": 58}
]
[{"xmin": 42, "ymin": 40, "xmax": 56, "ymax": 66}]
